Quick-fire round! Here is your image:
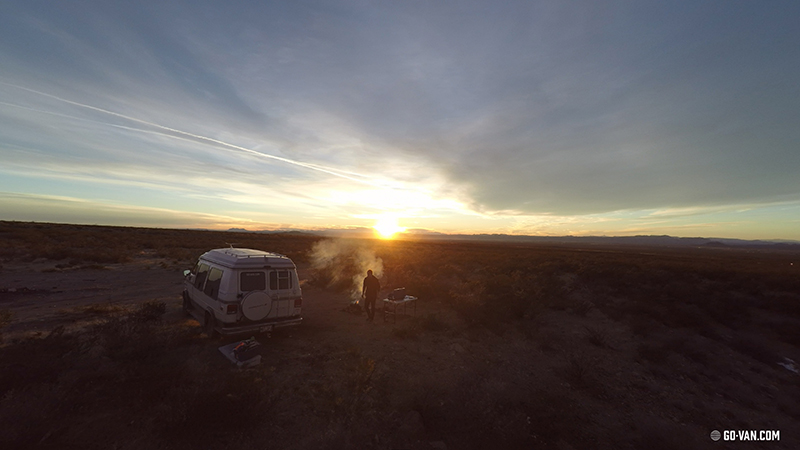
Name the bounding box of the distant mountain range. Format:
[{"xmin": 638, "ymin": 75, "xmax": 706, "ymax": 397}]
[{"xmin": 225, "ymin": 227, "xmax": 800, "ymax": 249}]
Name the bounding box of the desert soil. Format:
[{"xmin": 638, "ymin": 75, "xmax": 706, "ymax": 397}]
[{"xmin": 1, "ymin": 250, "xmax": 799, "ymax": 450}]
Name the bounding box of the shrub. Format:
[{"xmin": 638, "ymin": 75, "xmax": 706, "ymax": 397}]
[
  {"xmin": 157, "ymin": 373, "xmax": 274, "ymax": 447},
  {"xmin": 525, "ymin": 389, "xmax": 588, "ymax": 446},
  {"xmin": 636, "ymin": 342, "xmax": 669, "ymax": 365},
  {"xmin": 80, "ymin": 303, "xmax": 127, "ymax": 315},
  {"xmin": 0, "ymin": 310, "xmax": 11, "ymax": 343},
  {"xmin": 392, "ymin": 323, "xmax": 420, "ymax": 340},
  {"xmin": 771, "ymin": 320, "xmax": 800, "ymax": 348},
  {"xmin": 573, "ymin": 300, "xmax": 593, "ymax": 316},
  {"xmin": 664, "ymin": 337, "xmax": 710, "ymax": 365},
  {"xmin": 420, "ymin": 313, "xmax": 449, "ymax": 332},
  {"xmin": 132, "ymin": 300, "xmax": 167, "ymax": 322},
  {"xmin": 560, "ymin": 356, "xmax": 593, "ymax": 390},
  {"xmin": 584, "ymin": 326, "xmax": 610, "ymax": 348},
  {"xmin": 628, "ymin": 315, "xmax": 659, "ymax": 337},
  {"xmin": 728, "ymin": 336, "xmax": 781, "ymax": 366}
]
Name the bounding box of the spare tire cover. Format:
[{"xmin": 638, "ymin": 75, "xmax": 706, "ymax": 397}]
[{"xmin": 242, "ymin": 291, "xmax": 272, "ymax": 321}]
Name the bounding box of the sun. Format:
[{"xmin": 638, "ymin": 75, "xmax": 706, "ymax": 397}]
[{"xmin": 373, "ymin": 215, "xmax": 406, "ymax": 239}]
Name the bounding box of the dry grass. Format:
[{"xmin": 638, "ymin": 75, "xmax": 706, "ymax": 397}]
[
  {"xmin": 0, "ymin": 306, "xmax": 288, "ymax": 449},
  {"xmin": 78, "ymin": 302, "xmax": 129, "ymax": 315},
  {"xmin": 2, "ymin": 221, "xmax": 800, "ymax": 449},
  {"xmin": 0, "ymin": 221, "xmax": 320, "ymax": 266}
]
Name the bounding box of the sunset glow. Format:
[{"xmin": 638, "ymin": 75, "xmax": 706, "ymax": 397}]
[
  {"xmin": 1, "ymin": 2, "xmax": 799, "ymax": 241},
  {"xmin": 373, "ymin": 215, "xmax": 406, "ymax": 239}
]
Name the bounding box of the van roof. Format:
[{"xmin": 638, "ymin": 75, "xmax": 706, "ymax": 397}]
[{"xmin": 200, "ymin": 248, "xmax": 296, "ymax": 269}]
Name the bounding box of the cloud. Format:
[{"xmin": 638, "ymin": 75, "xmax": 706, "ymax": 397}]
[
  {"xmin": 1, "ymin": 1, "xmax": 799, "ymax": 238},
  {"xmin": 363, "ymin": 1, "xmax": 800, "ymax": 215}
]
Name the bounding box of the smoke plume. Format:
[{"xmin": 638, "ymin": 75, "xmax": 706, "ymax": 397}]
[{"xmin": 309, "ymin": 239, "xmax": 384, "ymax": 302}]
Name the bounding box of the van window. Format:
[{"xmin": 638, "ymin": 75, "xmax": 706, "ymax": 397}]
[
  {"xmin": 270, "ymin": 270, "xmax": 293, "ymax": 290},
  {"xmin": 240, "ymin": 271, "xmax": 266, "ymax": 292},
  {"xmin": 204, "ymin": 267, "xmax": 224, "ymax": 299},
  {"xmin": 195, "ymin": 263, "xmax": 210, "ymax": 290}
]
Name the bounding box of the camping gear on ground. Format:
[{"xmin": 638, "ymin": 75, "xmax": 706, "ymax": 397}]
[
  {"xmin": 383, "ymin": 295, "xmax": 417, "ymax": 323},
  {"xmin": 388, "ymin": 287, "xmax": 406, "ymax": 300},
  {"xmin": 233, "ymin": 337, "xmax": 263, "ymax": 361},
  {"xmin": 219, "ymin": 337, "xmax": 263, "ymax": 368}
]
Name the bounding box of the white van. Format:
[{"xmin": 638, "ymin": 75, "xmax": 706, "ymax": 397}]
[{"xmin": 182, "ymin": 248, "xmax": 302, "ymax": 336}]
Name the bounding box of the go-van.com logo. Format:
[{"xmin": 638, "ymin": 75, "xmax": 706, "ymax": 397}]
[{"xmin": 711, "ymin": 429, "xmax": 780, "ymax": 442}]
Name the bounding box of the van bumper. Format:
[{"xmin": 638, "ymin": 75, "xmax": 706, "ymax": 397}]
[{"xmin": 218, "ymin": 315, "xmax": 302, "ymax": 336}]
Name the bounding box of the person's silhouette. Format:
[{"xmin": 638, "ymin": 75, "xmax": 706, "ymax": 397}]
[{"xmin": 361, "ymin": 269, "xmax": 381, "ymax": 321}]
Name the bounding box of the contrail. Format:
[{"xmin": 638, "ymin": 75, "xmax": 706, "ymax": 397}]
[
  {"xmin": 0, "ymin": 81, "xmax": 387, "ymax": 187},
  {"xmin": 0, "ymin": 99, "xmax": 379, "ymax": 184}
]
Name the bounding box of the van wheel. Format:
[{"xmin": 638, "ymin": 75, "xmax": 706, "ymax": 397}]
[
  {"xmin": 204, "ymin": 312, "xmax": 218, "ymax": 338},
  {"xmin": 182, "ymin": 291, "xmax": 192, "ymax": 316}
]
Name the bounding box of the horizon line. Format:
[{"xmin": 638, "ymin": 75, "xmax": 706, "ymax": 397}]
[{"xmin": 3, "ymin": 219, "xmax": 799, "ymax": 246}]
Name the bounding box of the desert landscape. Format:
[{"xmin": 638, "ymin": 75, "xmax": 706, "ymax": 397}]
[{"xmin": 1, "ymin": 220, "xmax": 799, "ymax": 449}]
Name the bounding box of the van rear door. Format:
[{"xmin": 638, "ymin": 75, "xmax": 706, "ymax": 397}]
[
  {"xmin": 240, "ymin": 271, "xmax": 272, "ymax": 321},
  {"xmin": 268, "ymin": 269, "xmax": 299, "ymax": 318}
]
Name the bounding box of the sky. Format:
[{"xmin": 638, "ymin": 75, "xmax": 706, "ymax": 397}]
[{"xmin": 1, "ymin": 0, "xmax": 799, "ymax": 240}]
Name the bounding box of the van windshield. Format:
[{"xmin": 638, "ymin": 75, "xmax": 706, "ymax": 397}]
[
  {"xmin": 195, "ymin": 264, "xmax": 209, "ymax": 289},
  {"xmin": 240, "ymin": 271, "xmax": 266, "ymax": 292}
]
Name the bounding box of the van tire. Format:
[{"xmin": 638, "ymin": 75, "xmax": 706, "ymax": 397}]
[
  {"xmin": 182, "ymin": 291, "xmax": 192, "ymax": 316},
  {"xmin": 204, "ymin": 311, "xmax": 218, "ymax": 338}
]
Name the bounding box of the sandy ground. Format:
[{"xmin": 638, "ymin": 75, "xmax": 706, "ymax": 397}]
[
  {"xmin": 1, "ymin": 252, "xmax": 184, "ymax": 337},
  {"xmin": 1, "ymin": 252, "xmax": 444, "ymax": 341}
]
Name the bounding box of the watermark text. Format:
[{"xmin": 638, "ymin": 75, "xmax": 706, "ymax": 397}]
[{"xmin": 711, "ymin": 430, "xmax": 780, "ymax": 442}]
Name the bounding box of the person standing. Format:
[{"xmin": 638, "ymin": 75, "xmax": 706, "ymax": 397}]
[{"xmin": 362, "ymin": 269, "xmax": 381, "ymax": 321}]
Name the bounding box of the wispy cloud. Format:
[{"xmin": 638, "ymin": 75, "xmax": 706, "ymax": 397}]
[{"xmin": 0, "ymin": 82, "xmax": 385, "ymax": 187}]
